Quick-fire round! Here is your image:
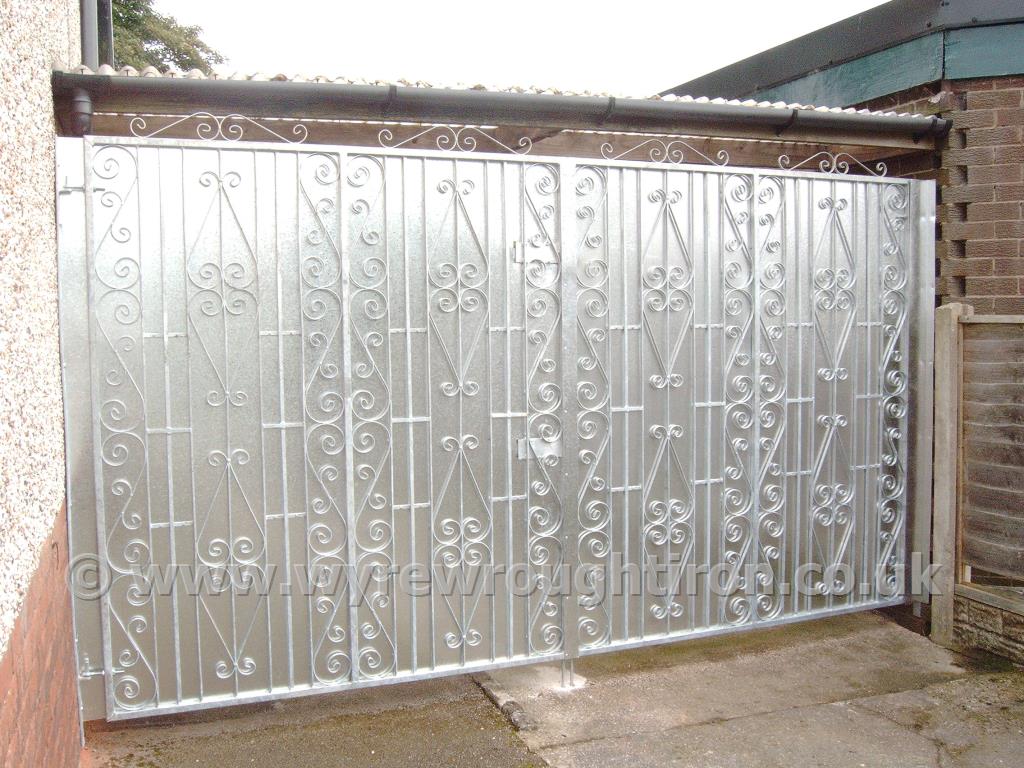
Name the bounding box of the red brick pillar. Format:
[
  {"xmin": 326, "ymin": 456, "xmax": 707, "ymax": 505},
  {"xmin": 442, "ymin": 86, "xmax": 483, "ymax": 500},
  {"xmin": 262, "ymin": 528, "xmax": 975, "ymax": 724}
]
[{"xmin": 0, "ymin": 504, "xmax": 81, "ymax": 767}]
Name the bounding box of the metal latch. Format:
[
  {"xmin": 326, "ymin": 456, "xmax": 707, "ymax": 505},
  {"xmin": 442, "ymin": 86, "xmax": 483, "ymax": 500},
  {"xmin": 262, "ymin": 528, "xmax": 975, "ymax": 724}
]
[{"xmin": 517, "ymin": 436, "xmax": 563, "ymax": 461}]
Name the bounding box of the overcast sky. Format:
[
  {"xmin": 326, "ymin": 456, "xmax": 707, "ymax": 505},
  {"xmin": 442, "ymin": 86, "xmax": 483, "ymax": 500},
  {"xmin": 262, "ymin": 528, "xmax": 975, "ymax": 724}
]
[{"xmin": 153, "ymin": 0, "xmax": 888, "ymax": 97}]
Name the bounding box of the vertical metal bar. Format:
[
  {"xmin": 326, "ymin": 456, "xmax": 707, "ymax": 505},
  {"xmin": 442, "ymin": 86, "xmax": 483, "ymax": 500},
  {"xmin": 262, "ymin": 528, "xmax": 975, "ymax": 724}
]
[
  {"xmin": 620, "ymin": 169, "xmax": 631, "ymax": 640},
  {"xmin": 136, "ymin": 147, "xmax": 160, "ymax": 705},
  {"xmin": 703, "ymin": 173, "xmax": 712, "ymax": 630},
  {"xmin": 424, "ymin": 158, "xmax": 438, "ymax": 670},
  {"xmin": 386, "ymin": 156, "xmax": 399, "ymax": 676},
  {"xmin": 181, "ymin": 144, "xmax": 206, "ymax": 704},
  {"xmin": 272, "ymin": 154, "xmax": 295, "ymax": 688},
  {"xmin": 484, "ymin": 161, "xmax": 496, "ymax": 664},
  {"xmin": 558, "ymin": 159, "xmax": 580, "ymax": 662},
  {"xmin": 520, "ymin": 167, "xmax": 530, "ymax": 652},
  {"xmin": 249, "ymin": 150, "xmax": 273, "ymax": 693},
  {"xmin": 750, "ymin": 171, "xmax": 761, "ymax": 623},
  {"xmin": 215, "ymin": 148, "xmax": 241, "ymax": 696},
  {"xmin": 792, "ymin": 177, "xmax": 803, "ymax": 617},
  {"xmin": 637, "ymin": 169, "xmax": 646, "ymax": 639},
  {"xmin": 805, "ymin": 178, "xmax": 816, "ymax": 614},
  {"xmin": 871, "ymin": 180, "xmax": 886, "ymax": 605},
  {"xmin": 339, "ymin": 151, "xmax": 360, "ymax": 682},
  {"xmin": 400, "ymin": 156, "xmax": 418, "ymax": 674},
  {"xmin": 156, "ymin": 148, "xmax": 183, "ymax": 703},
  {"xmin": 688, "ymin": 171, "xmax": 697, "ymax": 632},
  {"xmin": 858, "ymin": 182, "xmax": 870, "ymax": 605},
  {"xmin": 502, "ymin": 162, "xmax": 513, "ymax": 660}
]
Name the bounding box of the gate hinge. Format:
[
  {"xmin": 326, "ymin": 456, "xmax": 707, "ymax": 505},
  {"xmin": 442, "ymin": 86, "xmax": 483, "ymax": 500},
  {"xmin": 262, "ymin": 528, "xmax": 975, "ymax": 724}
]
[
  {"xmin": 517, "ymin": 436, "xmax": 563, "ymax": 462},
  {"xmin": 78, "ymin": 653, "xmax": 105, "ymax": 680},
  {"xmin": 58, "ymin": 177, "xmax": 87, "ymax": 196}
]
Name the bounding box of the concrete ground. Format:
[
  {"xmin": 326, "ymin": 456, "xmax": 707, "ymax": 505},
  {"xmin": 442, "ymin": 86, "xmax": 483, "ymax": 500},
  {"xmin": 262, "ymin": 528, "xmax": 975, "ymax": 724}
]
[
  {"xmin": 81, "ymin": 677, "xmax": 543, "ymax": 768},
  {"xmin": 82, "ymin": 611, "xmax": 1024, "ymax": 768}
]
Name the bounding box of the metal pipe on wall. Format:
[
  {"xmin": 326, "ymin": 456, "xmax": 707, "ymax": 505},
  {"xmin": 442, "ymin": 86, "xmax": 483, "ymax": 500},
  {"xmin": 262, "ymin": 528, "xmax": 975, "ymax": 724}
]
[
  {"xmin": 79, "ymin": 0, "xmax": 98, "ymax": 70},
  {"xmin": 97, "ymin": 0, "xmax": 114, "ymax": 67}
]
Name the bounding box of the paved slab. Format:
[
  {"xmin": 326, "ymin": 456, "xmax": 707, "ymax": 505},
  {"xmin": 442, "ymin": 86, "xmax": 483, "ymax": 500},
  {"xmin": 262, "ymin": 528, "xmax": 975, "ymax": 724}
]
[
  {"xmin": 482, "ymin": 611, "xmax": 1024, "ymax": 768},
  {"xmin": 486, "ymin": 611, "xmax": 971, "ymax": 752},
  {"xmin": 538, "ymin": 671, "xmax": 1024, "ymax": 768},
  {"xmin": 541, "ymin": 699, "xmax": 943, "ymax": 768},
  {"xmin": 81, "ymin": 676, "xmax": 543, "ymax": 768},
  {"xmin": 852, "ymin": 672, "xmax": 1024, "ymax": 767}
]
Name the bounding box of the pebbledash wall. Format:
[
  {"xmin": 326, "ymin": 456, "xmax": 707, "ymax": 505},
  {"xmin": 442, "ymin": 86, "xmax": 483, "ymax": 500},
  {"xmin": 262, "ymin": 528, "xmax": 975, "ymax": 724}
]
[{"xmin": 0, "ymin": 0, "xmax": 82, "ymax": 765}]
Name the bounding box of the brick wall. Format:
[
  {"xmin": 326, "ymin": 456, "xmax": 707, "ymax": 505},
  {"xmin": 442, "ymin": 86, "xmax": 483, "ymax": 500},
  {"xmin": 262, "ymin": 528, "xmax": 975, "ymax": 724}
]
[
  {"xmin": 0, "ymin": 504, "xmax": 80, "ymax": 767},
  {"xmin": 861, "ymin": 76, "xmax": 1024, "ymax": 313},
  {"xmin": 940, "ymin": 77, "xmax": 1024, "ymax": 313}
]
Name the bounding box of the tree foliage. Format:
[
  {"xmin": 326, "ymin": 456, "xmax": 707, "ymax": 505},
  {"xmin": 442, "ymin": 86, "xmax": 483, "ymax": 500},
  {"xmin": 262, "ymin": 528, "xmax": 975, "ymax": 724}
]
[{"xmin": 112, "ymin": 0, "xmax": 225, "ymax": 74}]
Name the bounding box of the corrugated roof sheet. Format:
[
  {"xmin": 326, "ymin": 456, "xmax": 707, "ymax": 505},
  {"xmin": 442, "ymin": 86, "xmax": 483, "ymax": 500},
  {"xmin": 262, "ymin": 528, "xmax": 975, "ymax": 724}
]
[{"xmin": 63, "ymin": 65, "xmax": 925, "ymax": 119}]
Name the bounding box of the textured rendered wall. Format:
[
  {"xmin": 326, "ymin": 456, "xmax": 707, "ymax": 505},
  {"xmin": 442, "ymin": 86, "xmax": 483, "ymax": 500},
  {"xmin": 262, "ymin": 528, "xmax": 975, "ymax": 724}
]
[{"xmin": 0, "ymin": 0, "xmax": 80, "ymax": 659}]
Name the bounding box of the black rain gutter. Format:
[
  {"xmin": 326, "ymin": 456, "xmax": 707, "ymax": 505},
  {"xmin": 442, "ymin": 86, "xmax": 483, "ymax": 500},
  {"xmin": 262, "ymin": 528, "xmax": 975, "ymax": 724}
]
[{"xmin": 52, "ymin": 71, "xmax": 950, "ymax": 145}]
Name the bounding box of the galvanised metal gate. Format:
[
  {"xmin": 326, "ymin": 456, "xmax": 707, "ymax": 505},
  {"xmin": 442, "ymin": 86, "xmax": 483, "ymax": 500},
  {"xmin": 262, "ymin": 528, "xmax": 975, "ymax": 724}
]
[{"xmin": 57, "ymin": 134, "xmax": 933, "ymax": 720}]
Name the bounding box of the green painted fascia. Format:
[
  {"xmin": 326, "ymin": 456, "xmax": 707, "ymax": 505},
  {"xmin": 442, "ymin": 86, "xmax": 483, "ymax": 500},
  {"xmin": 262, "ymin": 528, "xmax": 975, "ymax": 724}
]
[
  {"xmin": 753, "ymin": 34, "xmax": 943, "ymax": 106},
  {"xmin": 945, "ymin": 22, "xmax": 1024, "ymax": 79},
  {"xmin": 751, "ymin": 22, "xmax": 1024, "ymax": 107}
]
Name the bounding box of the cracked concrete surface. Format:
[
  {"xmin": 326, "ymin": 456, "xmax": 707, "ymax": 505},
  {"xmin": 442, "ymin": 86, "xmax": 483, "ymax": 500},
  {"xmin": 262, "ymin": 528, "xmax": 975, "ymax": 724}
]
[{"xmin": 82, "ymin": 612, "xmax": 1024, "ymax": 767}]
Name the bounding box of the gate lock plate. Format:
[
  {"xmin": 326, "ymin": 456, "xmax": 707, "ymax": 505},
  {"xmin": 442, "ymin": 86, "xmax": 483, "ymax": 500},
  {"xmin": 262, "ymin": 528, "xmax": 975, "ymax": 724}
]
[
  {"xmin": 510, "ymin": 240, "xmax": 557, "ymax": 265},
  {"xmin": 517, "ymin": 436, "xmax": 563, "ymax": 462}
]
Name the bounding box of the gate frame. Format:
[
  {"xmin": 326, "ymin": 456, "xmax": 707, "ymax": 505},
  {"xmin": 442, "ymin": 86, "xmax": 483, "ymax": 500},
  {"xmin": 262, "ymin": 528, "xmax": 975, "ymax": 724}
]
[{"xmin": 57, "ymin": 134, "xmax": 936, "ymax": 721}]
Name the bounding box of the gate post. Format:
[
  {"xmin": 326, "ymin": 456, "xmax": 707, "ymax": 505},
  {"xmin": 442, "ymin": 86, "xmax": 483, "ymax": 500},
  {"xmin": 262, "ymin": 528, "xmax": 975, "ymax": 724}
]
[
  {"xmin": 908, "ymin": 181, "xmax": 937, "ymax": 618},
  {"xmin": 931, "ymin": 302, "xmax": 971, "ymax": 648}
]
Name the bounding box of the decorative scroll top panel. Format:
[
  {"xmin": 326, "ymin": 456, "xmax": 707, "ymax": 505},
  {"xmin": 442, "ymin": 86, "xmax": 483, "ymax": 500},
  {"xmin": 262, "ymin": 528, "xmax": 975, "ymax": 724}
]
[{"xmin": 113, "ymin": 111, "xmax": 894, "ymax": 175}]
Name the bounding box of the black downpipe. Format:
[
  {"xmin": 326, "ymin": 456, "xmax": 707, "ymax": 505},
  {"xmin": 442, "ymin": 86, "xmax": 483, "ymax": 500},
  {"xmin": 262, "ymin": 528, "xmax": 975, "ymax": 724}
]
[
  {"xmin": 97, "ymin": 0, "xmax": 115, "ymax": 68},
  {"xmin": 79, "ymin": 0, "xmax": 98, "ymax": 70}
]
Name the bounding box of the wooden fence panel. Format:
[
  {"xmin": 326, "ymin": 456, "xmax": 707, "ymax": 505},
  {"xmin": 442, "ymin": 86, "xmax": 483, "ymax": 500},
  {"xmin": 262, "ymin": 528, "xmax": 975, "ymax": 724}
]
[{"xmin": 961, "ymin": 321, "xmax": 1024, "ymax": 581}]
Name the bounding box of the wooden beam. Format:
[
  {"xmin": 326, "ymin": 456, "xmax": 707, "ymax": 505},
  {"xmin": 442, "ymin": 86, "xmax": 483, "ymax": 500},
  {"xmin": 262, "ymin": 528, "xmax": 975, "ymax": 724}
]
[{"xmin": 931, "ymin": 302, "xmax": 973, "ymax": 649}]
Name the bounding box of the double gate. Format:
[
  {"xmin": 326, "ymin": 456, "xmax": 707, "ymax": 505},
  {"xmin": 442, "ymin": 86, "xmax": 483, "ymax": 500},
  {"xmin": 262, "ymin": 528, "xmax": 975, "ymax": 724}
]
[{"xmin": 57, "ymin": 135, "xmax": 933, "ymax": 719}]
